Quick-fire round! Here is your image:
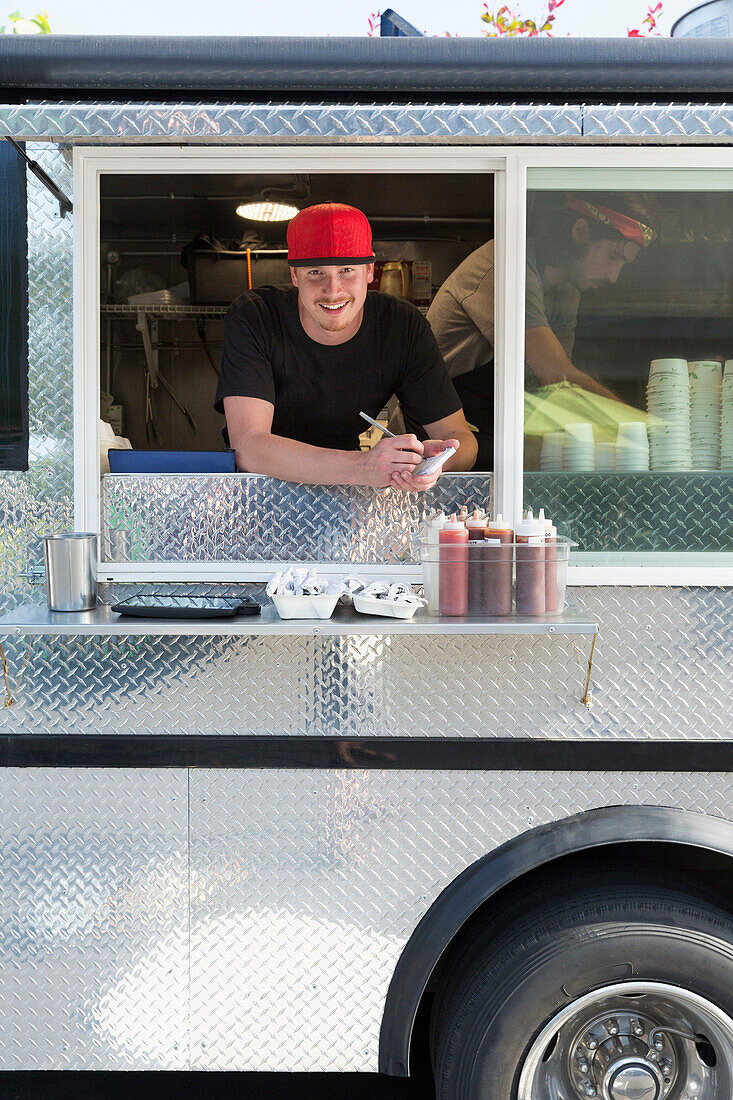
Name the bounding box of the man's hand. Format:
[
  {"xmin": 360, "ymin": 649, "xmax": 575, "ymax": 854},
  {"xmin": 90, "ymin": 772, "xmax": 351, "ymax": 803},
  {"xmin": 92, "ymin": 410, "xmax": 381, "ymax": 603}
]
[
  {"xmin": 358, "ymin": 434, "xmax": 425, "ymax": 488},
  {"xmin": 391, "ymin": 437, "xmax": 460, "ymax": 493}
]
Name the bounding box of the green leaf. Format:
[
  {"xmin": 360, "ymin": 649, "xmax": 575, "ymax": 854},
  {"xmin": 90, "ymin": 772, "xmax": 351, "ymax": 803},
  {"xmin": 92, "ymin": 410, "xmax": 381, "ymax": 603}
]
[{"xmin": 8, "ymin": 11, "xmax": 21, "ymax": 19}]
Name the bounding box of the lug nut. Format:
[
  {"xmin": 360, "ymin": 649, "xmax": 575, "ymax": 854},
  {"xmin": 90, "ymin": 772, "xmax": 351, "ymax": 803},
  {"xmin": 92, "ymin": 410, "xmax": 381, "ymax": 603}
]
[
  {"xmin": 577, "ymin": 1058, "xmax": 590, "ymax": 1073},
  {"xmin": 604, "ymin": 1018, "xmax": 620, "ymax": 1036},
  {"xmin": 586, "ymin": 1035, "xmax": 599, "ymax": 1050},
  {"xmin": 631, "ymin": 1017, "xmax": 645, "ymax": 1036},
  {"xmin": 583, "ymin": 1083, "xmax": 597, "ymax": 1097}
]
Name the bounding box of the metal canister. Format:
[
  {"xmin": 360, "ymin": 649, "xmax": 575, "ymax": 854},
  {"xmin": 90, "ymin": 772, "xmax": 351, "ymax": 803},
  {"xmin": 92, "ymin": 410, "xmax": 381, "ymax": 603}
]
[{"xmin": 43, "ymin": 533, "xmax": 98, "ymax": 611}]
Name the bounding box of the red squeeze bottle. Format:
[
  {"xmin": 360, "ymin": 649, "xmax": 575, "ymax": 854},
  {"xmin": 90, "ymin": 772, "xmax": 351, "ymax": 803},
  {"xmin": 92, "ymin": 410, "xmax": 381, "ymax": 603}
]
[
  {"xmin": 539, "ymin": 508, "xmax": 559, "ymax": 613},
  {"xmin": 485, "ymin": 513, "xmax": 514, "ymax": 616},
  {"xmin": 439, "ymin": 515, "xmax": 469, "ymax": 616},
  {"xmin": 466, "ymin": 511, "xmax": 486, "ymax": 615},
  {"xmin": 515, "ymin": 511, "xmax": 546, "ymax": 616}
]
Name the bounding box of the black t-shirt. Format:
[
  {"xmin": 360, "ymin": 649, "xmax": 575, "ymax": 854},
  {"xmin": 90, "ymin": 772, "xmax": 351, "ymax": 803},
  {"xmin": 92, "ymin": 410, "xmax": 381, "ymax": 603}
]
[{"xmin": 214, "ymin": 285, "xmax": 461, "ymax": 451}]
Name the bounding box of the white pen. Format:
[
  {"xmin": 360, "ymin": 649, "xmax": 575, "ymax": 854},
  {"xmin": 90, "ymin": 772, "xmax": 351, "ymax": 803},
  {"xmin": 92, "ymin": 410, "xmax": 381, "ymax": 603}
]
[{"xmin": 359, "ymin": 410, "xmax": 398, "ymax": 438}]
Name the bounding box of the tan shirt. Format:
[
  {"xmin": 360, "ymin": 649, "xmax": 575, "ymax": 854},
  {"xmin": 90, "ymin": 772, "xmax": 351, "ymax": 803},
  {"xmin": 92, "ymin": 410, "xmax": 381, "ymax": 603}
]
[{"xmin": 426, "ymin": 240, "xmax": 581, "ymax": 379}]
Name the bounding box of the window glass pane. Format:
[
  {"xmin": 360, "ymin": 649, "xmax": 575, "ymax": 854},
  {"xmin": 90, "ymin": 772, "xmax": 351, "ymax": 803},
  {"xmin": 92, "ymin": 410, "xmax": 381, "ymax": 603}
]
[{"xmin": 522, "ymin": 175, "xmax": 733, "ymax": 560}]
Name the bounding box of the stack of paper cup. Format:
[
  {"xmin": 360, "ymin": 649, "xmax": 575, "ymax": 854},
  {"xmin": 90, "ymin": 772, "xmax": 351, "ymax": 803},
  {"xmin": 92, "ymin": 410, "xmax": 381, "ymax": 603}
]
[
  {"xmin": 647, "ymin": 358, "xmax": 692, "ymax": 471},
  {"xmin": 595, "ymin": 441, "xmax": 615, "ymax": 472},
  {"xmin": 721, "ymin": 360, "xmax": 733, "ymax": 470},
  {"xmin": 615, "ymin": 421, "xmax": 650, "ymax": 472},
  {"xmin": 540, "ymin": 431, "xmax": 565, "ymax": 471},
  {"xmin": 564, "ymin": 422, "xmax": 596, "ymax": 472},
  {"xmin": 689, "ymin": 360, "xmax": 722, "ymax": 470}
]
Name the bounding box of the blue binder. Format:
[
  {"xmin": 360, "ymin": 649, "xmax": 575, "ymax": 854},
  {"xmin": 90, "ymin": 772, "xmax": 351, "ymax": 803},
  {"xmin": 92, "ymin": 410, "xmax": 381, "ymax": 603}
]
[{"xmin": 107, "ymin": 450, "xmax": 236, "ymax": 474}]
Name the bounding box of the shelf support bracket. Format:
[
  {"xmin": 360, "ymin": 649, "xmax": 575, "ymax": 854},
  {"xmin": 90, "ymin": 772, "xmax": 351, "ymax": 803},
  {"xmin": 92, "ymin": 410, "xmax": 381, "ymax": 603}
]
[{"xmin": 582, "ymin": 631, "xmax": 598, "ymax": 707}]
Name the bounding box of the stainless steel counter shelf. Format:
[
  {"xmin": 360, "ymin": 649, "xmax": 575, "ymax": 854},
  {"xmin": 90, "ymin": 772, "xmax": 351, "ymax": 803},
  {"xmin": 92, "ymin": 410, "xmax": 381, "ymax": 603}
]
[{"xmin": 0, "ymin": 603, "xmax": 597, "ymax": 638}]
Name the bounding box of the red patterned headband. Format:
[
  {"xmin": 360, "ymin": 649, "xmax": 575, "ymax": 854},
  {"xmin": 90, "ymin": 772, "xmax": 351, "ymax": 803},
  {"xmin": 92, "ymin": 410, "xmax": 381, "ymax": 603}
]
[{"xmin": 565, "ymin": 193, "xmax": 657, "ymax": 248}]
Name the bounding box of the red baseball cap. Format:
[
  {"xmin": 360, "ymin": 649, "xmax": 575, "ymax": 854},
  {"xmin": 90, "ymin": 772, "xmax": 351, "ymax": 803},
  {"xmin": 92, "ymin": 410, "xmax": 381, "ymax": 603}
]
[{"xmin": 287, "ymin": 203, "xmax": 375, "ymax": 267}]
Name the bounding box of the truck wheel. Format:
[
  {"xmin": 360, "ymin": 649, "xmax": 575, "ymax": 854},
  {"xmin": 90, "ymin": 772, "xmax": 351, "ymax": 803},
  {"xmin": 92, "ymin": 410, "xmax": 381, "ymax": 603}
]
[{"xmin": 432, "ymin": 871, "xmax": 733, "ymax": 1100}]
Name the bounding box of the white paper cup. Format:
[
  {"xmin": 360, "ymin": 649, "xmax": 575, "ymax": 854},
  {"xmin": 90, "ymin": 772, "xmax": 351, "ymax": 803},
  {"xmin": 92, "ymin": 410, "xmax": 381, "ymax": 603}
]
[
  {"xmin": 689, "ymin": 360, "xmax": 723, "ymax": 382},
  {"xmin": 649, "ymin": 358, "xmax": 688, "ymax": 378},
  {"xmin": 565, "ymin": 422, "xmax": 595, "ymax": 444}
]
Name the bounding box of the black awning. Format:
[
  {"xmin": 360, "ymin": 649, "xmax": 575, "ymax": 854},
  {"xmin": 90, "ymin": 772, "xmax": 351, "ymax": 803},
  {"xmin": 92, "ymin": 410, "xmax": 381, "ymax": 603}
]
[{"xmin": 0, "ymin": 35, "xmax": 731, "ymax": 104}]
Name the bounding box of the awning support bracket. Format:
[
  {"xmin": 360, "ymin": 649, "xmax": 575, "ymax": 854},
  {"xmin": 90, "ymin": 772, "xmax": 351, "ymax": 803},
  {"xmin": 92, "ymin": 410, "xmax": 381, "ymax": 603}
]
[{"xmin": 4, "ymin": 137, "xmax": 73, "ymax": 218}]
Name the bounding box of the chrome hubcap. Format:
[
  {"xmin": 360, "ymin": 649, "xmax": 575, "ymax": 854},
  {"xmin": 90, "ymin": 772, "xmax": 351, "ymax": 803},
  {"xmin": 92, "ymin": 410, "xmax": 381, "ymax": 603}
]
[
  {"xmin": 518, "ymin": 982, "xmax": 733, "ymax": 1100},
  {"xmin": 608, "ymin": 1063, "xmax": 660, "ymax": 1100}
]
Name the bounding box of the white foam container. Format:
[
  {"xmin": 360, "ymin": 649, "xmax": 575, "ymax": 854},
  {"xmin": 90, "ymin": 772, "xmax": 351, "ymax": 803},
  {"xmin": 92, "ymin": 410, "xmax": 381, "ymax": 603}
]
[
  {"xmin": 272, "ymin": 593, "xmax": 340, "ymax": 619},
  {"xmin": 352, "ymin": 594, "xmax": 420, "ymax": 619}
]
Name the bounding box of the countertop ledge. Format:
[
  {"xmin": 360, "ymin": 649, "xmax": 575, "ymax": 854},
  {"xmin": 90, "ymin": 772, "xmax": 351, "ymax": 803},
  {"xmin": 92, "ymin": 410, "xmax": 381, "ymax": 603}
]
[{"xmin": 0, "ymin": 602, "xmax": 598, "ymax": 637}]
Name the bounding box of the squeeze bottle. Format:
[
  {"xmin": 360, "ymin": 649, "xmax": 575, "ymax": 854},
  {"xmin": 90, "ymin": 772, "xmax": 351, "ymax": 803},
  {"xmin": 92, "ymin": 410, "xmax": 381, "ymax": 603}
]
[
  {"xmin": 539, "ymin": 508, "xmax": 559, "ymax": 613},
  {"xmin": 422, "ymin": 510, "xmax": 446, "ymax": 614},
  {"xmin": 439, "ymin": 515, "xmax": 469, "ymax": 616},
  {"xmin": 466, "ymin": 510, "xmax": 487, "ymax": 615},
  {"xmin": 516, "ymin": 511, "xmax": 546, "ymax": 616},
  {"xmin": 485, "ymin": 513, "xmax": 514, "ymax": 616}
]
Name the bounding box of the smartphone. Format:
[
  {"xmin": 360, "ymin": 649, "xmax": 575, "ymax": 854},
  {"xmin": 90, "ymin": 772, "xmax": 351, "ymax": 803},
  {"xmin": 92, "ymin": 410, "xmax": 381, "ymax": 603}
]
[{"xmin": 413, "ymin": 446, "xmax": 457, "ymax": 477}]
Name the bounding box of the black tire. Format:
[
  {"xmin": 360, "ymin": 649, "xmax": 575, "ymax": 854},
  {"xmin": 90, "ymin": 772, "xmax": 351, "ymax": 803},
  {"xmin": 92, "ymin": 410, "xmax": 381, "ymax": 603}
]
[{"xmin": 431, "ymin": 866, "xmax": 733, "ymax": 1100}]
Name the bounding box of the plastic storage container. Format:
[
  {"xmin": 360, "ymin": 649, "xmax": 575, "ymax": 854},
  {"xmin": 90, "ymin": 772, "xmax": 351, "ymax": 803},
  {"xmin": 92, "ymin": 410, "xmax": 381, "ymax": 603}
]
[
  {"xmin": 271, "ymin": 593, "xmax": 340, "ymax": 619},
  {"xmin": 419, "ymin": 538, "xmax": 574, "ymax": 617}
]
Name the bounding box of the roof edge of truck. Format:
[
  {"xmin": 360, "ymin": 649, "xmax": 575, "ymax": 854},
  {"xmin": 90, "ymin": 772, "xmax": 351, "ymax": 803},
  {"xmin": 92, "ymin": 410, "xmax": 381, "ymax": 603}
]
[{"xmin": 0, "ymin": 35, "xmax": 732, "ymax": 104}]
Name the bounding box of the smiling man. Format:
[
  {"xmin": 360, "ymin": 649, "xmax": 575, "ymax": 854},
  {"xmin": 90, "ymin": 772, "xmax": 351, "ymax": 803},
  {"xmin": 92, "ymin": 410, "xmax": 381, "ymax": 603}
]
[
  {"xmin": 427, "ymin": 192, "xmax": 659, "ymax": 468},
  {"xmin": 216, "ymin": 202, "xmax": 477, "ymax": 490}
]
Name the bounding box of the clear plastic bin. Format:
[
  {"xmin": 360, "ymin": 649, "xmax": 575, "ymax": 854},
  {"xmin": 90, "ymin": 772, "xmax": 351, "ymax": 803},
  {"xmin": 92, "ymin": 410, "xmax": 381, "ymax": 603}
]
[{"xmin": 419, "ymin": 538, "xmax": 573, "ymax": 617}]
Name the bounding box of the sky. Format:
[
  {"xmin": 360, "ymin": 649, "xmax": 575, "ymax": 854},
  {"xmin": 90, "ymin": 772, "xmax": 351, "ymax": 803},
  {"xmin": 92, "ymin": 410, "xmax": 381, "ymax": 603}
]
[{"xmin": 27, "ymin": 0, "xmax": 700, "ymax": 39}]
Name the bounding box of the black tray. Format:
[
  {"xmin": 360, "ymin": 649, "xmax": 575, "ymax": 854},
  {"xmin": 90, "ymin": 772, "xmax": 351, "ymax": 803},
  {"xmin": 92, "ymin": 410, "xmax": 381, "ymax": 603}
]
[{"xmin": 111, "ymin": 595, "xmax": 261, "ymax": 619}]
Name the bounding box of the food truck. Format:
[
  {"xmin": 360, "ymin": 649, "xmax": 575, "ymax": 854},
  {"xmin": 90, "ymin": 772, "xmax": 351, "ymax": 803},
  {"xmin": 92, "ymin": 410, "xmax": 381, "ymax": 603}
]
[{"xmin": 1, "ymin": 23, "xmax": 733, "ymax": 1100}]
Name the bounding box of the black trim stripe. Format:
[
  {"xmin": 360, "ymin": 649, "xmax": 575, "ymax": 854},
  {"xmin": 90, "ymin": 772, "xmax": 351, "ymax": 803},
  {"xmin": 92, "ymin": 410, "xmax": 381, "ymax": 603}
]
[{"xmin": 1, "ymin": 736, "xmax": 732, "ymax": 771}]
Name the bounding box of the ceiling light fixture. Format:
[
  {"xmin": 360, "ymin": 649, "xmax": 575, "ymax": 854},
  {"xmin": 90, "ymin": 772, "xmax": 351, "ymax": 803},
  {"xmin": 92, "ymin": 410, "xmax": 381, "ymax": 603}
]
[{"xmin": 236, "ymin": 200, "xmax": 299, "ymax": 222}]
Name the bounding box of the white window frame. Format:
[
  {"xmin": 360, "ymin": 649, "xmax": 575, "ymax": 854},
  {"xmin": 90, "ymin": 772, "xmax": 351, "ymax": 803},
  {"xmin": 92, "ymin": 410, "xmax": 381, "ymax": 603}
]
[
  {"xmin": 74, "ymin": 145, "xmax": 506, "ymax": 583},
  {"xmin": 74, "ymin": 144, "xmax": 733, "ymax": 585}
]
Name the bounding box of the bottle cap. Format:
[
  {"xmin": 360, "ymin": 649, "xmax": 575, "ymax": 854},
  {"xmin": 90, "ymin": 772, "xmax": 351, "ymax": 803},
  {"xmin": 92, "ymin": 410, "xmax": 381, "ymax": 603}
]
[
  {"xmin": 442, "ymin": 513, "xmax": 467, "ymax": 531},
  {"xmin": 538, "ymin": 508, "xmax": 557, "ymax": 539},
  {"xmin": 428, "ymin": 510, "xmax": 447, "ymax": 529},
  {"xmin": 466, "ymin": 509, "xmax": 486, "ymax": 538},
  {"xmin": 487, "ymin": 512, "xmax": 513, "ymax": 531},
  {"xmin": 516, "ymin": 510, "xmax": 544, "ymax": 539}
]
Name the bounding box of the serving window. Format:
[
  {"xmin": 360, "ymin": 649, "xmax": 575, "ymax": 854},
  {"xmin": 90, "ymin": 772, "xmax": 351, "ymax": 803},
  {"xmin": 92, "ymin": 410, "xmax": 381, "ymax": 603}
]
[
  {"xmin": 519, "ymin": 164, "xmax": 733, "ymax": 577},
  {"xmin": 97, "ymin": 167, "xmax": 493, "ymax": 460}
]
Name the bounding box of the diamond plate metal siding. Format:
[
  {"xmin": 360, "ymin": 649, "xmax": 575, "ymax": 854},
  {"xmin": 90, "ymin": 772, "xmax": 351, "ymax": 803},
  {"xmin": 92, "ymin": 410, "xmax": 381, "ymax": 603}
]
[
  {"xmin": 2, "ymin": 586, "xmax": 733, "ymax": 741},
  {"xmin": 0, "ymin": 102, "xmax": 583, "ymax": 142},
  {"xmin": 0, "ymin": 102, "xmax": 730, "ymax": 144},
  {"xmin": 188, "ymin": 769, "xmax": 733, "ymax": 1071},
  {"xmin": 101, "ymin": 474, "xmax": 493, "ymax": 563},
  {"xmin": 525, "ymin": 472, "xmax": 733, "ymax": 553},
  {"xmin": 0, "ymin": 143, "xmax": 74, "ymax": 617},
  {"xmin": 0, "ymin": 768, "xmax": 188, "ymax": 1070},
  {"xmin": 583, "ymin": 104, "xmax": 733, "ymax": 140}
]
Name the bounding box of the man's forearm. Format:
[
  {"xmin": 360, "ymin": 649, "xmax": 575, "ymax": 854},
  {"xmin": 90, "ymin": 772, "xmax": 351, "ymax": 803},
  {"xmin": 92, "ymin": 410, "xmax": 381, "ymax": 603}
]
[
  {"xmin": 526, "ymin": 327, "xmax": 621, "ymax": 404},
  {"xmin": 561, "ymin": 363, "xmax": 620, "ymax": 403},
  {"xmin": 442, "ymin": 430, "xmax": 478, "ymax": 471},
  {"xmin": 234, "ymin": 432, "xmax": 364, "ymax": 485}
]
